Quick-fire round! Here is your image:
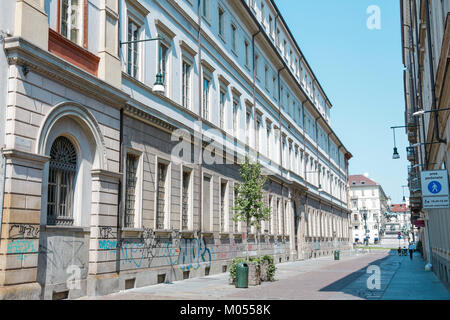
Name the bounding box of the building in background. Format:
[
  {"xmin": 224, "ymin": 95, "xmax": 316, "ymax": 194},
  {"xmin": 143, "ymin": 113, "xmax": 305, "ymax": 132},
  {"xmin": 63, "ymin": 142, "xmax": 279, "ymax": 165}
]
[
  {"xmin": 349, "ymin": 175, "xmax": 389, "ymax": 245},
  {"xmin": 0, "ymin": 0, "xmax": 352, "ymax": 299},
  {"xmin": 400, "ymin": 0, "xmax": 449, "ymax": 289},
  {"xmin": 387, "ymin": 203, "xmax": 413, "ymax": 240}
]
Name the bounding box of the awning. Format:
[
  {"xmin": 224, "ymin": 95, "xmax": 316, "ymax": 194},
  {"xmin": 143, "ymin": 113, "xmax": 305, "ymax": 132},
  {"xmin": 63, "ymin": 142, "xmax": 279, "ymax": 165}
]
[{"xmin": 414, "ymin": 220, "xmax": 425, "ymax": 228}]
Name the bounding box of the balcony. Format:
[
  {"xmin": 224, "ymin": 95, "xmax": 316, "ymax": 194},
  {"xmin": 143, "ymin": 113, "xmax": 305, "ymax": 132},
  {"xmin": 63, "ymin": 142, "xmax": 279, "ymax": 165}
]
[
  {"xmin": 407, "ymin": 115, "xmax": 417, "ymax": 133},
  {"xmin": 408, "ymin": 130, "xmax": 417, "ymax": 144},
  {"xmin": 406, "ymin": 147, "xmax": 416, "ymax": 162}
]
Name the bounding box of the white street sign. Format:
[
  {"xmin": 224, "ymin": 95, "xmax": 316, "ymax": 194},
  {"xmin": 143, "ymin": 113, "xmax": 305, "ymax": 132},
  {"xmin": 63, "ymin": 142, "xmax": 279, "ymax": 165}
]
[{"xmin": 420, "ymin": 170, "xmax": 450, "ymax": 209}]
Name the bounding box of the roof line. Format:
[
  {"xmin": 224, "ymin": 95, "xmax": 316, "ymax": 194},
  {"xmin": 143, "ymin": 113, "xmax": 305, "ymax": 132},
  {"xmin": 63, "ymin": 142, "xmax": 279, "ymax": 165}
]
[{"xmin": 269, "ymin": 0, "xmax": 333, "ymax": 107}]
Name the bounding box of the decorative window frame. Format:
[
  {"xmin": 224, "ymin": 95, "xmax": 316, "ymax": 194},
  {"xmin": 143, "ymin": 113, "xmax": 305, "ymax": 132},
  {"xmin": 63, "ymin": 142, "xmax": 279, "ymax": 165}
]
[
  {"xmin": 154, "ymin": 156, "xmax": 171, "ymax": 231},
  {"xmin": 122, "ymin": 147, "xmax": 144, "ymax": 230},
  {"xmin": 57, "ymin": 0, "xmax": 88, "ymax": 48},
  {"xmin": 155, "ymin": 19, "xmax": 175, "ymax": 97},
  {"xmin": 180, "ymin": 40, "xmax": 196, "ymax": 110},
  {"xmin": 124, "ymin": 0, "xmax": 149, "ymax": 81},
  {"xmin": 180, "ymin": 165, "xmax": 194, "ymax": 232},
  {"xmin": 219, "ymin": 178, "xmax": 229, "ymax": 233}
]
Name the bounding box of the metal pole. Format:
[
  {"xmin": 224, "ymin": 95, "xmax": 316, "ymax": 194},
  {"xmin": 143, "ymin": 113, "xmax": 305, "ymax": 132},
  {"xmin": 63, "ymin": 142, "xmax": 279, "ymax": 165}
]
[{"xmin": 197, "ymin": 0, "xmax": 203, "ymax": 239}]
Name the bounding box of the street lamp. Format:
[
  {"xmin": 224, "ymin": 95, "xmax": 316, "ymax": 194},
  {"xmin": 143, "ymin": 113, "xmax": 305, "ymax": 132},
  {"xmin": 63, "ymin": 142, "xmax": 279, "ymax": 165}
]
[
  {"xmin": 413, "ymin": 107, "xmax": 450, "ymax": 117},
  {"xmin": 120, "ymin": 36, "xmax": 166, "ymax": 95},
  {"xmin": 390, "ymin": 125, "xmax": 418, "ymax": 159},
  {"xmin": 153, "ymin": 73, "xmax": 165, "ymax": 94}
]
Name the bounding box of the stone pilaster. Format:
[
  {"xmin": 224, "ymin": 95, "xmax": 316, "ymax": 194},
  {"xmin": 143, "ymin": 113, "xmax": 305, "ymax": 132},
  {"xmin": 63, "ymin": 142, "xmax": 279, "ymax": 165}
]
[
  {"xmin": 97, "ymin": 0, "xmax": 121, "ymax": 88},
  {"xmin": 0, "ymin": 149, "xmax": 49, "ymax": 299},
  {"xmin": 87, "ymin": 169, "xmax": 121, "ymax": 297},
  {"xmin": 14, "ymin": 0, "xmax": 48, "ymax": 50}
]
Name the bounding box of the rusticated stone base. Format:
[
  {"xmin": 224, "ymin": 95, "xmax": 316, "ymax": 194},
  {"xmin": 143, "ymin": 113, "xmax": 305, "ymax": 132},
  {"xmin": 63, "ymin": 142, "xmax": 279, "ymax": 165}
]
[{"xmin": 0, "ymin": 282, "xmax": 42, "ymax": 300}]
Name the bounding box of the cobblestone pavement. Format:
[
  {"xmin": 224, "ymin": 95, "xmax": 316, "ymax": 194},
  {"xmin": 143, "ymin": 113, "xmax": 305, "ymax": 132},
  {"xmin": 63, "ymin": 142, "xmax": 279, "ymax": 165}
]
[{"xmin": 79, "ymin": 250, "xmax": 450, "ymax": 300}]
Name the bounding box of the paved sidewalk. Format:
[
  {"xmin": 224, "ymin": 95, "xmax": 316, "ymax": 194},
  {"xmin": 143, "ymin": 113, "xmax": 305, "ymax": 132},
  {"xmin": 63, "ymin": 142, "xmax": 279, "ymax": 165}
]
[
  {"xmin": 79, "ymin": 250, "xmax": 450, "ymax": 300},
  {"xmin": 382, "ymin": 252, "xmax": 450, "ymax": 300}
]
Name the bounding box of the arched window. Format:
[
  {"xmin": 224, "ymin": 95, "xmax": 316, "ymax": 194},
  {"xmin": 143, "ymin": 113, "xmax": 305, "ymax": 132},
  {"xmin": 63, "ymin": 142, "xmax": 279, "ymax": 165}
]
[{"xmin": 47, "ymin": 136, "xmax": 77, "ymax": 226}]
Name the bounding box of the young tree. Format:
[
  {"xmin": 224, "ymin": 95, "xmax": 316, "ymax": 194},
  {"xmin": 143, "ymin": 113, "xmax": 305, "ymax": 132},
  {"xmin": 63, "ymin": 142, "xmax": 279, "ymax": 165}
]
[{"xmin": 232, "ymin": 156, "xmax": 271, "ymax": 259}]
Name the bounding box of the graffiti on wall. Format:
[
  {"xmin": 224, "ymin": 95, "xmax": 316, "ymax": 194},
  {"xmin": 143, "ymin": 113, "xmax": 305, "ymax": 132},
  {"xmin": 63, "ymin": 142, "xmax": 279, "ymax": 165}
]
[
  {"xmin": 169, "ymin": 238, "xmax": 212, "ymax": 272},
  {"xmin": 9, "ymin": 224, "xmax": 40, "ymax": 239},
  {"xmin": 7, "ymin": 239, "xmax": 36, "ymax": 260}
]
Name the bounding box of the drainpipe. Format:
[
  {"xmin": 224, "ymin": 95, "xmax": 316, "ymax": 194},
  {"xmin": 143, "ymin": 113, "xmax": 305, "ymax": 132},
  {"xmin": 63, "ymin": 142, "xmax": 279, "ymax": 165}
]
[
  {"xmin": 404, "ymin": 16, "xmax": 424, "ymax": 169},
  {"xmin": 314, "ymin": 117, "xmax": 320, "ymax": 189},
  {"xmin": 412, "ymin": 0, "xmax": 428, "ymax": 169},
  {"xmin": 277, "ymin": 66, "xmax": 285, "ymax": 246},
  {"xmin": 251, "ymin": 27, "xmax": 261, "ymax": 249},
  {"xmin": 197, "ymin": 0, "xmax": 203, "ymax": 238},
  {"xmin": 252, "ymin": 28, "xmax": 261, "ymax": 157},
  {"xmin": 115, "ymin": 108, "xmax": 123, "ymax": 273},
  {"xmin": 424, "ymin": 0, "xmax": 446, "ymax": 147},
  {"xmin": 0, "ymin": 148, "xmax": 6, "ymax": 247}
]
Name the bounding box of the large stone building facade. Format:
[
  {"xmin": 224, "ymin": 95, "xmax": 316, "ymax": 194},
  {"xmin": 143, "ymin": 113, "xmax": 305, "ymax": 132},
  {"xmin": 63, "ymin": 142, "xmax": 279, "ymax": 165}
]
[
  {"xmin": 349, "ymin": 175, "xmax": 389, "ymax": 245},
  {"xmin": 0, "ymin": 0, "xmax": 352, "ymax": 299},
  {"xmin": 401, "ymin": 0, "xmax": 449, "ymax": 289}
]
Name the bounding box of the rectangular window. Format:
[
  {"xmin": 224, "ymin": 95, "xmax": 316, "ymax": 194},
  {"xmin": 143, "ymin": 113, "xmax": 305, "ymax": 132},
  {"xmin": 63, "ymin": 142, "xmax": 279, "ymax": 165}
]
[
  {"xmin": 202, "ymin": 0, "xmax": 210, "ymax": 20},
  {"xmin": 266, "ymin": 125, "xmax": 271, "ymax": 156},
  {"xmin": 220, "ymin": 181, "xmax": 228, "ymax": 233},
  {"xmin": 182, "ymin": 170, "xmax": 191, "ymax": 231},
  {"xmin": 276, "ymin": 29, "xmax": 280, "ymax": 47},
  {"xmin": 203, "ymin": 175, "xmax": 212, "ymax": 232},
  {"xmin": 219, "ymin": 90, "xmax": 226, "ymax": 129},
  {"xmin": 158, "ymin": 44, "xmax": 169, "ymax": 95},
  {"xmin": 125, "ymin": 154, "xmax": 138, "ymax": 228},
  {"xmin": 231, "ymin": 24, "xmax": 237, "ymax": 52},
  {"xmin": 218, "ymin": 7, "xmax": 225, "ymax": 37},
  {"xmin": 264, "ymin": 66, "xmax": 269, "ymax": 90},
  {"xmin": 246, "ymin": 109, "xmax": 251, "ymax": 145},
  {"xmin": 287, "ymin": 93, "xmax": 290, "ymax": 115},
  {"xmin": 127, "ymin": 20, "xmax": 139, "ymax": 78},
  {"xmin": 182, "ymin": 61, "xmax": 191, "ymax": 108},
  {"xmin": 254, "ymin": 54, "xmax": 259, "ymax": 78},
  {"xmin": 272, "ymin": 76, "xmax": 277, "ymax": 99},
  {"xmin": 261, "ymin": 2, "xmax": 265, "ymax": 24},
  {"xmin": 268, "ymin": 196, "xmax": 273, "ymax": 234},
  {"xmin": 233, "ymin": 184, "xmax": 239, "ymax": 233},
  {"xmin": 60, "ymin": 0, "xmax": 82, "ymax": 45},
  {"xmin": 233, "ymin": 100, "xmax": 239, "ymax": 137},
  {"xmin": 269, "ymin": 15, "xmax": 273, "ymax": 36},
  {"xmin": 256, "ymin": 117, "xmax": 261, "ymax": 151},
  {"xmin": 202, "ymin": 76, "xmax": 210, "ymax": 120},
  {"xmin": 156, "ymin": 163, "xmax": 168, "ymax": 230},
  {"xmin": 245, "ymin": 41, "xmax": 250, "ymax": 67}
]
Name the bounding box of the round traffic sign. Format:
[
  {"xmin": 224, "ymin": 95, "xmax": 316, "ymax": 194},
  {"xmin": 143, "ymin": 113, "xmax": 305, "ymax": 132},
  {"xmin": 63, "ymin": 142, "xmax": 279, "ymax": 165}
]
[
  {"xmin": 428, "ymin": 181, "xmax": 442, "ymax": 194},
  {"xmin": 398, "ymin": 235, "xmax": 401, "ymax": 240}
]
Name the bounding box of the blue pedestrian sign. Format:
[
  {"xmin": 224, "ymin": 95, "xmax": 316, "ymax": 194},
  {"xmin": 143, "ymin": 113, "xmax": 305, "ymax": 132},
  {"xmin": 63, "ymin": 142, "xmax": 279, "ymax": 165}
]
[
  {"xmin": 421, "ymin": 170, "xmax": 449, "ymax": 209},
  {"xmin": 428, "ymin": 181, "xmax": 442, "ymax": 194},
  {"xmin": 397, "ymin": 235, "xmax": 401, "ymax": 240}
]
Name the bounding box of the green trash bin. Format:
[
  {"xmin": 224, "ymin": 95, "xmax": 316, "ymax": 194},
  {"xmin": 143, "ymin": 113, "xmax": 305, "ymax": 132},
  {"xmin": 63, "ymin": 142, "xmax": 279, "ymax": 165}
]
[
  {"xmin": 334, "ymin": 250, "xmax": 340, "ymax": 260},
  {"xmin": 235, "ymin": 262, "xmax": 249, "ymax": 288}
]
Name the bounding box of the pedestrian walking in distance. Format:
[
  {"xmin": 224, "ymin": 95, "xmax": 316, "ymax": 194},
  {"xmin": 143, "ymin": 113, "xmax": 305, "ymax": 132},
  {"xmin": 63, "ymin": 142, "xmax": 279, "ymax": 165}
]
[{"xmin": 408, "ymin": 243, "xmax": 414, "ymax": 260}]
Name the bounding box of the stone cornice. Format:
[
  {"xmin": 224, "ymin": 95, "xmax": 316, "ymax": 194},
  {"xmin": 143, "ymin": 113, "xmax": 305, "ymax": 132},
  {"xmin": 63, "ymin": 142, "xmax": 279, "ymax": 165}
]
[
  {"xmin": 4, "ymin": 37, "xmax": 129, "ymax": 109},
  {"xmin": 3, "ymin": 149, "xmax": 50, "ymax": 164}
]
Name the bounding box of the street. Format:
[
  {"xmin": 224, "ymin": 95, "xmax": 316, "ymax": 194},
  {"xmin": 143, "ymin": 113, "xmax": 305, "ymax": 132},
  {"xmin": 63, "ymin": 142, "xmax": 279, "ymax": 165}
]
[{"xmin": 80, "ymin": 248, "xmax": 450, "ymax": 300}]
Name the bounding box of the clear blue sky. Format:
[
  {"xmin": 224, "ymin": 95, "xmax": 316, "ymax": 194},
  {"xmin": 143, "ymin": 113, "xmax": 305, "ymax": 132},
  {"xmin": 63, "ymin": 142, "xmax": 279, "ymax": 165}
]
[{"xmin": 276, "ymin": 0, "xmax": 409, "ymax": 204}]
